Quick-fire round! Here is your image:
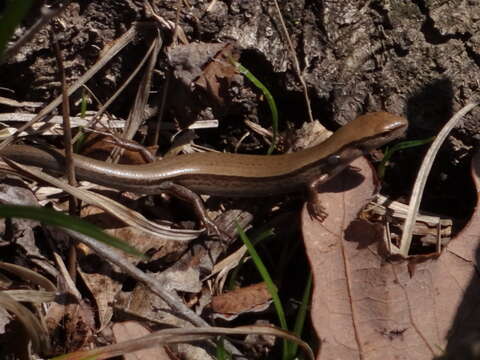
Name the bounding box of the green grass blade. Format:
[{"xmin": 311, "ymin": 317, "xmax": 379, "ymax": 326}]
[
  {"xmin": 236, "ymin": 224, "xmax": 289, "ymax": 359},
  {"xmin": 288, "ymin": 272, "xmax": 312, "ymax": 358},
  {"xmin": 378, "ymin": 137, "xmax": 434, "ymax": 178},
  {"xmin": 232, "ymin": 61, "xmax": 279, "ymax": 154},
  {"xmin": 226, "ymin": 227, "xmax": 275, "ymax": 290},
  {"xmin": 0, "ymin": 205, "xmax": 146, "ymax": 258},
  {"xmin": 215, "ymin": 337, "xmax": 232, "ymax": 360}
]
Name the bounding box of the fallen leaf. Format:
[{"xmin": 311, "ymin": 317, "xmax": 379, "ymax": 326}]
[
  {"xmin": 80, "ymin": 132, "xmax": 157, "ymax": 165},
  {"xmin": 194, "ymin": 43, "xmax": 239, "ymax": 105},
  {"xmin": 0, "ymin": 307, "xmax": 11, "ymax": 333},
  {"xmin": 244, "ymin": 320, "xmax": 276, "ymax": 358},
  {"xmin": 168, "ymin": 42, "xmax": 243, "ymax": 125},
  {"xmin": 112, "ymin": 321, "xmax": 169, "ymax": 360},
  {"xmin": 45, "ymin": 298, "xmax": 95, "ymax": 354},
  {"xmin": 211, "ymin": 282, "xmax": 272, "ymax": 319},
  {"xmin": 303, "ymin": 157, "xmax": 388, "ymax": 359},
  {"xmin": 302, "ymin": 153, "xmax": 480, "ymax": 359},
  {"xmin": 75, "ymin": 204, "xmax": 189, "ymax": 330},
  {"xmin": 0, "ymin": 182, "xmax": 59, "ymax": 278}
]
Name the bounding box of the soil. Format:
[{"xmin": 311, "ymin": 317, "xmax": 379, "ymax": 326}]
[{"xmin": 1, "ymin": 0, "xmax": 480, "ymax": 358}]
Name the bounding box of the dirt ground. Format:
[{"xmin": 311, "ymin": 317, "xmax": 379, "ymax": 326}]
[{"xmin": 1, "ymin": 0, "xmax": 480, "ymax": 359}]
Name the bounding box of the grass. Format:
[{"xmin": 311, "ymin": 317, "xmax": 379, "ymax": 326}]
[
  {"xmin": 232, "ymin": 61, "xmax": 279, "ymax": 154},
  {"xmin": 236, "ymin": 224, "xmax": 312, "ymax": 360},
  {"xmin": 0, "ymin": 205, "xmax": 146, "ymax": 258}
]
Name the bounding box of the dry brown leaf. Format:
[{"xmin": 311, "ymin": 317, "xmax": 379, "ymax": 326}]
[
  {"xmin": 0, "ymin": 182, "xmax": 59, "ymax": 277},
  {"xmin": 168, "ymin": 42, "xmax": 243, "ymax": 126},
  {"xmin": 302, "ymin": 153, "xmax": 480, "ymax": 359},
  {"xmin": 79, "ymin": 133, "xmax": 157, "ymax": 165},
  {"xmin": 76, "ymin": 252, "xmax": 123, "ymax": 331},
  {"xmin": 45, "ymin": 298, "xmax": 95, "ymax": 354},
  {"xmin": 119, "ymin": 282, "xmax": 193, "ymax": 330},
  {"xmin": 194, "ymin": 43, "xmax": 239, "ymax": 105},
  {"xmin": 244, "ymin": 320, "xmax": 277, "ymax": 358},
  {"xmin": 112, "ymin": 321, "xmax": 169, "ymax": 360},
  {"xmin": 116, "ymin": 211, "xmax": 253, "ymax": 330},
  {"xmin": 74, "ymin": 201, "xmax": 186, "ymax": 332},
  {"xmin": 0, "ymin": 307, "xmax": 11, "ymax": 333},
  {"xmin": 84, "ymin": 215, "xmax": 198, "ymax": 330},
  {"xmin": 303, "ymin": 157, "xmax": 385, "ymax": 359},
  {"xmin": 211, "ymin": 282, "xmax": 272, "ymax": 317},
  {"xmin": 120, "ymin": 254, "xmax": 205, "ymax": 328}
]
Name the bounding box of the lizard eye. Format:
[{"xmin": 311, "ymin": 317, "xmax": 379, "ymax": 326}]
[{"xmin": 327, "ymin": 154, "xmax": 341, "ymax": 165}]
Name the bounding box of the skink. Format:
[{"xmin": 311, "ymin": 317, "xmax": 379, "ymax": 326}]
[{"xmin": 0, "ymin": 112, "xmax": 407, "ymax": 228}]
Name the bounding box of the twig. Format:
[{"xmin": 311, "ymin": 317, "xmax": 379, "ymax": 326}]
[
  {"xmin": 172, "ymin": 0, "xmax": 183, "ymax": 45},
  {"xmin": 0, "ymin": 24, "xmax": 144, "ymax": 151},
  {"xmin": 153, "ymin": 72, "xmax": 170, "ymax": 146},
  {"xmin": 64, "ymin": 229, "xmax": 206, "ymax": 324},
  {"xmin": 399, "ymin": 102, "xmax": 479, "ymax": 257},
  {"xmin": 272, "ymin": 0, "xmax": 314, "ymax": 123},
  {"xmin": 51, "ymin": 28, "xmax": 79, "ymax": 281},
  {"xmin": 50, "ymin": 31, "xmax": 76, "ymax": 188},
  {"xmin": 111, "ymin": 32, "xmax": 162, "ymax": 162},
  {"xmin": 53, "ymin": 39, "xmax": 78, "ymax": 277},
  {"xmin": 74, "ymin": 30, "xmax": 158, "ymax": 143},
  {"xmin": 144, "ymin": 1, "xmax": 188, "ymax": 44},
  {"xmin": 123, "ymin": 33, "xmax": 162, "ymax": 140}
]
